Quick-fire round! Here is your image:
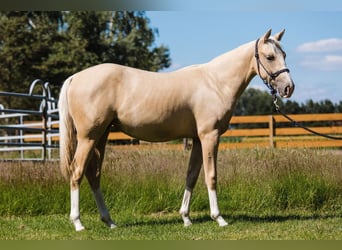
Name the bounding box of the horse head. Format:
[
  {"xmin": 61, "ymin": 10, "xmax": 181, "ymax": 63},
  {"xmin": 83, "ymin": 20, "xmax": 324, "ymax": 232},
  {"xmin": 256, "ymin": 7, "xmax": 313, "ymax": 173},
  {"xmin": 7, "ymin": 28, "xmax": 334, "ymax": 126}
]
[{"xmin": 254, "ymin": 29, "xmax": 295, "ymax": 98}]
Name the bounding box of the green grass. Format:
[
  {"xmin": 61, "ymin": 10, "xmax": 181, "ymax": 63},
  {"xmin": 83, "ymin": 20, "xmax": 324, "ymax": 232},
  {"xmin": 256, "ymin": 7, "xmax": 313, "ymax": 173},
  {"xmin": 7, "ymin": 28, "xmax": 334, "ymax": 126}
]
[
  {"xmin": 0, "ymin": 147, "xmax": 341, "ymax": 239},
  {"xmin": 0, "ymin": 213, "xmax": 341, "ymax": 240}
]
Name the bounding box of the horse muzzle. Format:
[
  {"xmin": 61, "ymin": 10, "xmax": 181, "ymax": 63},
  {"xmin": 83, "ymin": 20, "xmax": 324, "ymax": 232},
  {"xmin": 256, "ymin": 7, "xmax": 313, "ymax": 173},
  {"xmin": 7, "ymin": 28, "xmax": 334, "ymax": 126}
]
[{"xmin": 279, "ymin": 82, "xmax": 295, "ymax": 98}]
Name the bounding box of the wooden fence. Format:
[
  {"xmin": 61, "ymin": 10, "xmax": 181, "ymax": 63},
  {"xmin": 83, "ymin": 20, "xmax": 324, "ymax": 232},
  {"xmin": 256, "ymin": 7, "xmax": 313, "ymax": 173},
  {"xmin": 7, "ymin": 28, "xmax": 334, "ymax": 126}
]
[
  {"xmin": 108, "ymin": 113, "xmax": 342, "ymax": 149},
  {"xmin": 4, "ymin": 112, "xmax": 342, "ymax": 154},
  {"xmin": 219, "ymin": 113, "xmax": 342, "ymax": 149}
]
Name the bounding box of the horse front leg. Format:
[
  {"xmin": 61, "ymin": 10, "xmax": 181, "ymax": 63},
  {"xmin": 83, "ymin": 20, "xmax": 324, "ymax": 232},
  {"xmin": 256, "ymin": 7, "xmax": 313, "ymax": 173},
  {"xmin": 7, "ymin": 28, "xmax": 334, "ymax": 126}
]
[
  {"xmin": 180, "ymin": 138, "xmax": 203, "ymax": 226},
  {"xmin": 200, "ymin": 130, "xmax": 228, "ymax": 227}
]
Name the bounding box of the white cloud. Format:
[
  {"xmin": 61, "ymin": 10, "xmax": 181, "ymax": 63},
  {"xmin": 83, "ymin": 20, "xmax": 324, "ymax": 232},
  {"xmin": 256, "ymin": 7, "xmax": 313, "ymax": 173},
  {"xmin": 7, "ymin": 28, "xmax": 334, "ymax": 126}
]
[
  {"xmin": 325, "ymin": 55, "xmax": 342, "ymax": 63},
  {"xmin": 296, "ymin": 38, "xmax": 342, "ymax": 71},
  {"xmin": 300, "ymin": 55, "xmax": 342, "ymax": 71},
  {"xmin": 297, "ymin": 38, "xmax": 342, "ymax": 53}
]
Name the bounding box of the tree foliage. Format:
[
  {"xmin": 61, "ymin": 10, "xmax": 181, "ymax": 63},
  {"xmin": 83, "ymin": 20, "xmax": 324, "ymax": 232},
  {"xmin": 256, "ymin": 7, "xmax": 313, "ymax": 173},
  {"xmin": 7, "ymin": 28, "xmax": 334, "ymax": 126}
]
[
  {"xmin": 0, "ymin": 11, "xmax": 171, "ymax": 109},
  {"xmin": 234, "ymin": 88, "xmax": 342, "ymax": 116}
]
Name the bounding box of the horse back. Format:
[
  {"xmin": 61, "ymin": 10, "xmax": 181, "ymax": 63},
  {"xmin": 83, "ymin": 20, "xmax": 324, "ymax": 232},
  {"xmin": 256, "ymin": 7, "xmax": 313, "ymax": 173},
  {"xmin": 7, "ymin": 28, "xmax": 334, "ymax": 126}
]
[{"xmin": 67, "ymin": 63, "xmax": 203, "ymax": 141}]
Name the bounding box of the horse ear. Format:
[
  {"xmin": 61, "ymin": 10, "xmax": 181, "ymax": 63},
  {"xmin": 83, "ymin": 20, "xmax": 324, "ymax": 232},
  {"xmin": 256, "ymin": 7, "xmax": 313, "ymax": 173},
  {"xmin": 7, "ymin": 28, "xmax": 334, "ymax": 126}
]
[
  {"xmin": 274, "ymin": 29, "xmax": 285, "ymax": 41},
  {"xmin": 262, "ymin": 29, "xmax": 272, "ymax": 42}
]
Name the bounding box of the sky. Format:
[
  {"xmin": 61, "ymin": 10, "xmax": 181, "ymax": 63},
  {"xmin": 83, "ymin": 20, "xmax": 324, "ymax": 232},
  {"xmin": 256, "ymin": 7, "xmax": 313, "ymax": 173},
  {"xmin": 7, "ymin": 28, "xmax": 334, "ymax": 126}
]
[
  {"xmin": 146, "ymin": 10, "xmax": 342, "ymax": 104},
  {"xmin": 2, "ymin": 0, "xmax": 340, "ymax": 104}
]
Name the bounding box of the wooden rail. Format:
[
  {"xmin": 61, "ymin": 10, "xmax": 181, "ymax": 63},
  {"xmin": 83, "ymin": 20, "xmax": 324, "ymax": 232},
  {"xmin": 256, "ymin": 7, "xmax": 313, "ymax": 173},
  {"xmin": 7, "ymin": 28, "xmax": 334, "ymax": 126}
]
[
  {"xmin": 220, "ymin": 113, "xmax": 342, "ymax": 149},
  {"xmin": 23, "ymin": 113, "xmax": 342, "ymax": 149}
]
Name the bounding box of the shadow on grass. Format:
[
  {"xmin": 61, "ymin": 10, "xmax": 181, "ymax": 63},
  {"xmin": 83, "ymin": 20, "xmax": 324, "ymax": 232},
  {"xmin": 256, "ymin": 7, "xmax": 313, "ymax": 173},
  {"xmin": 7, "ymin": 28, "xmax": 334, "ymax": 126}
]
[
  {"xmin": 225, "ymin": 213, "xmax": 342, "ymax": 224},
  {"xmin": 120, "ymin": 212, "xmax": 342, "ymax": 228}
]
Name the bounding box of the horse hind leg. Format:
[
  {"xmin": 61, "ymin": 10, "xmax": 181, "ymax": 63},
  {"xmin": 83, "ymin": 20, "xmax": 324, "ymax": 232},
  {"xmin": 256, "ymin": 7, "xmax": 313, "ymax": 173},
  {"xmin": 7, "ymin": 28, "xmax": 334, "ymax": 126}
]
[
  {"xmin": 85, "ymin": 128, "xmax": 116, "ymax": 229},
  {"xmin": 69, "ymin": 138, "xmax": 96, "ymax": 231},
  {"xmin": 180, "ymin": 138, "xmax": 203, "ymax": 227}
]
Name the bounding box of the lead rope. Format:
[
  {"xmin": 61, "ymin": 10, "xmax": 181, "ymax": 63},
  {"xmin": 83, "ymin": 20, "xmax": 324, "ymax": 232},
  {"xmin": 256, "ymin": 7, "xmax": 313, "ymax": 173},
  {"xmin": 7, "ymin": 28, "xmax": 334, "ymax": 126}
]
[{"xmin": 272, "ymin": 94, "xmax": 342, "ymax": 140}]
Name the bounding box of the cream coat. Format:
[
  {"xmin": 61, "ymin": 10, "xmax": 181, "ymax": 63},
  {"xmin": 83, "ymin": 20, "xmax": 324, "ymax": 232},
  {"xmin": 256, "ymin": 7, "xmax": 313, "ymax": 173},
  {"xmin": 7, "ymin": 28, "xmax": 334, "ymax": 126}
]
[{"xmin": 59, "ymin": 29, "xmax": 294, "ymax": 231}]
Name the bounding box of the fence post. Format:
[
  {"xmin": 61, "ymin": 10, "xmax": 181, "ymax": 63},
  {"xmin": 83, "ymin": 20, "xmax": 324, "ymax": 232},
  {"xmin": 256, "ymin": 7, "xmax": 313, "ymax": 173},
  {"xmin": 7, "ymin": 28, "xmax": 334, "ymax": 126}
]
[
  {"xmin": 269, "ymin": 115, "xmax": 275, "ymax": 148},
  {"xmin": 45, "ymin": 82, "xmax": 53, "ymax": 160},
  {"xmin": 32, "ymin": 79, "xmax": 48, "ymax": 161},
  {"xmin": 19, "ymin": 114, "xmax": 24, "ymax": 159},
  {"xmin": 42, "ymin": 98, "xmax": 47, "ymax": 161}
]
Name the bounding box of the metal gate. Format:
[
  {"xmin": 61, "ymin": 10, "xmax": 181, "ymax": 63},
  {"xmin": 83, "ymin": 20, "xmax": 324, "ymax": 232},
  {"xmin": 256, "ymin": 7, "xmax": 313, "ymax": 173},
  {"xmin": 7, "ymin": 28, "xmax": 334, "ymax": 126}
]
[{"xmin": 0, "ymin": 79, "xmax": 59, "ymax": 160}]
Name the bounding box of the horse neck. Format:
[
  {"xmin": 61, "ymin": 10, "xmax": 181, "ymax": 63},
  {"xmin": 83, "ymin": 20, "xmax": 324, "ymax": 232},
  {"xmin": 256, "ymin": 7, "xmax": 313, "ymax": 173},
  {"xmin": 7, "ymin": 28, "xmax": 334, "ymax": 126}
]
[{"xmin": 206, "ymin": 41, "xmax": 256, "ymax": 97}]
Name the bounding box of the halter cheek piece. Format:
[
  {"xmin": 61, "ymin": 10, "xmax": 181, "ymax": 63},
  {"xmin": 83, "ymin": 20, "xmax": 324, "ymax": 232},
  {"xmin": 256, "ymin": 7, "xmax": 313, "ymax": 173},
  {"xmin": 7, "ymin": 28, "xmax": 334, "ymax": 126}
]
[{"xmin": 254, "ymin": 38, "xmax": 290, "ymax": 95}]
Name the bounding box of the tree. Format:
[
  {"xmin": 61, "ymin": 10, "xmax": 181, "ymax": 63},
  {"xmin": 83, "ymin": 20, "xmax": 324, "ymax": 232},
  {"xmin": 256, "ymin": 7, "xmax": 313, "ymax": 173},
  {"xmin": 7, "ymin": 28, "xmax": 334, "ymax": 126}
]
[
  {"xmin": 0, "ymin": 11, "xmax": 171, "ymax": 109},
  {"xmin": 65, "ymin": 11, "xmax": 170, "ymax": 71},
  {"xmin": 281, "ymin": 100, "xmax": 303, "ymax": 114},
  {"xmin": 336, "ymin": 101, "xmax": 342, "ymax": 113},
  {"xmin": 0, "ymin": 11, "xmax": 67, "ymax": 108},
  {"xmin": 234, "ymin": 88, "xmax": 278, "ymax": 116}
]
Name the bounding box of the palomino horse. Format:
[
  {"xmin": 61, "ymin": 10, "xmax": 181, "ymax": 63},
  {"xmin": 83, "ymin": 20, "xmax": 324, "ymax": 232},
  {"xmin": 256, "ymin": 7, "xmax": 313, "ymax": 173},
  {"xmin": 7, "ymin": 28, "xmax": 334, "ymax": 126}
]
[{"xmin": 58, "ymin": 29, "xmax": 294, "ymax": 231}]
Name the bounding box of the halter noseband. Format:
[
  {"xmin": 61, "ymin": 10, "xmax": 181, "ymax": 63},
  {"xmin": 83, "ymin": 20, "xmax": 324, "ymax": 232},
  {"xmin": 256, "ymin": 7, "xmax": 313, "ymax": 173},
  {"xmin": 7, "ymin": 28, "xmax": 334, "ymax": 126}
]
[{"xmin": 255, "ymin": 38, "xmax": 290, "ymax": 95}]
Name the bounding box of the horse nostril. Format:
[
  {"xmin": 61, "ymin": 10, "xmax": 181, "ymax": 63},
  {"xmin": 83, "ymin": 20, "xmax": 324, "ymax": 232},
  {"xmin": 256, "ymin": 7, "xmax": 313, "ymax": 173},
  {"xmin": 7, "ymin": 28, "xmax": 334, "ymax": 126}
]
[{"xmin": 285, "ymin": 85, "xmax": 293, "ymax": 96}]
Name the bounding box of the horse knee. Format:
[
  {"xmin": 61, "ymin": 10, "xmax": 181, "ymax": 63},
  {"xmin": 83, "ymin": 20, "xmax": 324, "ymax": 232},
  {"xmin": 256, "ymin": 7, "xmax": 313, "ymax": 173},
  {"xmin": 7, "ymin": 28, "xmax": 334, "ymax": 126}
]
[
  {"xmin": 205, "ymin": 176, "xmax": 217, "ymax": 191},
  {"xmin": 204, "ymin": 166, "xmax": 217, "ymax": 189},
  {"xmin": 70, "ymin": 165, "xmax": 86, "ymax": 189},
  {"xmin": 70, "ymin": 161, "xmax": 85, "ymax": 190}
]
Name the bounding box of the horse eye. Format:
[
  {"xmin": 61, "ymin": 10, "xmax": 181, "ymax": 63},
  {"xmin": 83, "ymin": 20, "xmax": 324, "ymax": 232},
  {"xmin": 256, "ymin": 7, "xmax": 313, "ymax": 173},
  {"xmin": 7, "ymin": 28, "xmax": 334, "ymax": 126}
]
[
  {"xmin": 283, "ymin": 52, "xmax": 287, "ymax": 59},
  {"xmin": 266, "ymin": 55, "xmax": 275, "ymax": 61}
]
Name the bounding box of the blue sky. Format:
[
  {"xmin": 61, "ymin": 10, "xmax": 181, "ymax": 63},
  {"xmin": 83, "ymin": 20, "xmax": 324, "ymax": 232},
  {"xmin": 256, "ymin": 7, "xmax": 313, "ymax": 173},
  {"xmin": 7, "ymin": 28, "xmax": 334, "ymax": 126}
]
[{"xmin": 146, "ymin": 10, "xmax": 342, "ymax": 104}]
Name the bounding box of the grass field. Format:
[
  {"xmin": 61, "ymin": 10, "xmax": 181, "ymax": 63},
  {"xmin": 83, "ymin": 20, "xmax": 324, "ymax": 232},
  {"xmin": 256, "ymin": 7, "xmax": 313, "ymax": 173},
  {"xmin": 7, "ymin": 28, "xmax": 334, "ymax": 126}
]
[{"xmin": 0, "ymin": 146, "xmax": 341, "ymax": 239}]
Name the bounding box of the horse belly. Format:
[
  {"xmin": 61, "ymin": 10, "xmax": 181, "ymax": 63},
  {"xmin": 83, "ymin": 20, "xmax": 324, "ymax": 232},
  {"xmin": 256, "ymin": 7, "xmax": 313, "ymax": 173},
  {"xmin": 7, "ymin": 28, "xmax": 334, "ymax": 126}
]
[{"xmin": 116, "ymin": 111, "xmax": 197, "ymax": 142}]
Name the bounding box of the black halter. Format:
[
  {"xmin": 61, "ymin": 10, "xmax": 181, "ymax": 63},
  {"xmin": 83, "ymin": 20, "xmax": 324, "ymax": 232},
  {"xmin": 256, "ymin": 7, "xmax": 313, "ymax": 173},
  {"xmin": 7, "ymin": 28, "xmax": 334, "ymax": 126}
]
[{"xmin": 254, "ymin": 38, "xmax": 290, "ymax": 95}]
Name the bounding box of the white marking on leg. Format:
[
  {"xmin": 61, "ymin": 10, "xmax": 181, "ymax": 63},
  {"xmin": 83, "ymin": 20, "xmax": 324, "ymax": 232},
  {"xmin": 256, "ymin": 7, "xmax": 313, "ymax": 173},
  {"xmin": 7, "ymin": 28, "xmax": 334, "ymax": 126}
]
[
  {"xmin": 179, "ymin": 189, "xmax": 192, "ymax": 227},
  {"xmin": 93, "ymin": 188, "xmax": 116, "ymax": 229},
  {"xmin": 70, "ymin": 188, "xmax": 85, "ymax": 231},
  {"xmin": 208, "ymin": 188, "xmax": 228, "ymax": 227}
]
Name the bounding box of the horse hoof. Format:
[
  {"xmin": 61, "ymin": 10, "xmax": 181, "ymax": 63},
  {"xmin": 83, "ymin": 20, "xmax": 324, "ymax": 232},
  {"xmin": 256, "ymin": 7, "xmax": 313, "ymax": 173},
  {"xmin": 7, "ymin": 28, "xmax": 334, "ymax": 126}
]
[
  {"xmin": 182, "ymin": 214, "xmax": 192, "ymax": 227},
  {"xmin": 216, "ymin": 216, "xmax": 228, "ymax": 227},
  {"xmin": 182, "ymin": 215, "xmax": 192, "ymax": 227},
  {"xmin": 72, "ymin": 218, "xmax": 85, "ymax": 232},
  {"xmin": 184, "ymin": 221, "xmax": 192, "ymax": 227},
  {"xmin": 75, "ymin": 225, "xmax": 85, "ymax": 232}
]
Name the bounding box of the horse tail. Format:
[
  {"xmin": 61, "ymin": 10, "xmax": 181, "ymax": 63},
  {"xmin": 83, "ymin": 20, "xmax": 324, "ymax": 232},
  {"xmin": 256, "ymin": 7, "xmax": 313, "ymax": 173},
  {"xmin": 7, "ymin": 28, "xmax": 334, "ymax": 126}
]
[{"xmin": 58, "ymin": 76, "xmax": 76, "ymax": 181}]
